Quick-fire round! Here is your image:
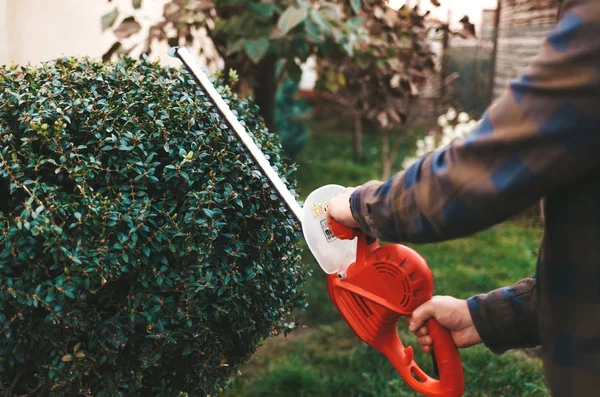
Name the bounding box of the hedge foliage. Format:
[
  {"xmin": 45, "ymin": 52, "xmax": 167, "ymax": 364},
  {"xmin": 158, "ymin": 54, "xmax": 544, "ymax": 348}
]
[{"xmin": 0, "ymin": 56, "xmax": 307, "ymax": 396}]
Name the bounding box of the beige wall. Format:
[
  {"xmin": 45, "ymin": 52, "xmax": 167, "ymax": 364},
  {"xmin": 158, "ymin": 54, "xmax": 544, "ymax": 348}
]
[
  {"xmin": 1, "ymin": 0, "xmax": 217, "ymax": 69},
  {"xmin": 0, "ymin": 0, "xmax": 8, "ymax": 63}
]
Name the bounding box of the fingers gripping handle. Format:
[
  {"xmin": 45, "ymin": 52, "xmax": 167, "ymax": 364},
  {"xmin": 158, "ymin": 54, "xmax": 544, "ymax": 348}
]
[
  {"xmin": 329, "ymin": 220, "xmax": 378, "ymax": 263},
  {"xmin": 329, "ymin": 220, "xmax": 357, "ymax": 240},
  {"xmin": 391, "ymin": 319, "xmax": 464, "ymax": 397}
]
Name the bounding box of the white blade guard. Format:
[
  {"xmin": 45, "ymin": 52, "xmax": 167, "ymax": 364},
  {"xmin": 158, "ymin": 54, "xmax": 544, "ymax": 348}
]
[{"xmin": 302, "ymin": 185, "xmax": 357, "ymax": 274}]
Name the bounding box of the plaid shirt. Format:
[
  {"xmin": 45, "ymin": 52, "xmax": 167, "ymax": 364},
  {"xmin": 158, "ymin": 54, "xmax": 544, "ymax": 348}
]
[{"xmin": 350, "ymin": 1, "xmax": 600, "ymax": 395}]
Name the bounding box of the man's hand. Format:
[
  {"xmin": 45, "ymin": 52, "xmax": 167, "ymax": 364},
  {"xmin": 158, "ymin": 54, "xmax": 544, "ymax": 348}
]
[
  {"xmin": 326, "ymin": 187, "xmax": 360, "ymax": 229},
  {"xmin": 407, "ymin": 296, "xmax": 482, "ymax": 353}
]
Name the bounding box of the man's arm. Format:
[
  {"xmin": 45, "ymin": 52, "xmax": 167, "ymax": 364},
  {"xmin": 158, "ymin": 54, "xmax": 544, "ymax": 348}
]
[
  {"xmin": 467, "ymin": 277, "xmax": 539, "ymax": 354},
  {"xmin": 409, "ymin": 277, "xmax": 539, "ymax": 354},
  {"xmin": 350, "ymin": 1, "xmax": 600, "ymax": 243}
]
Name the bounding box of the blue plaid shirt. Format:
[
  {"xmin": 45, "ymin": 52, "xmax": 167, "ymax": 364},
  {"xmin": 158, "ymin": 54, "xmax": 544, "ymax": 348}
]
[{"xmin": 350, "ymin": 1, "xmax": 600, "ymax": 395}]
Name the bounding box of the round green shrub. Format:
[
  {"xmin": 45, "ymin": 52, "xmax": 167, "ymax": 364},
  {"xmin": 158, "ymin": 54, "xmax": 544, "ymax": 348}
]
[{"xmin": 0, "ymin": 56, "xmax": 307, "ymax": 396}]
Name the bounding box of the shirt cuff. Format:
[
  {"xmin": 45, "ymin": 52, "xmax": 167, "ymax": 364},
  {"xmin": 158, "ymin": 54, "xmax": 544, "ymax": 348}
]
[
  {"xmin": 349, "ymin": 181, "xmax": 383, "ymax": 238},
  {"xmin": 467, "ymin": 278, "xmax": 539, "ymax": 354}
]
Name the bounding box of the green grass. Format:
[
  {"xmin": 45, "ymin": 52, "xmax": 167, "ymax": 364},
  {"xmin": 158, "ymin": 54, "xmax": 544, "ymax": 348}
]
[
  {"xmin": 222, "ymin": 119, "xmax": 548, "ymax": 397},
  {"xmin": 225, "ymin": 321, "xmax": 546, "ymax": 397}
]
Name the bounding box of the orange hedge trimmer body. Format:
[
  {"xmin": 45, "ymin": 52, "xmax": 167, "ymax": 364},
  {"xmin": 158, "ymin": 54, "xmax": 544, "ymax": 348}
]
[{"xmin": 327, "ymin": 221, "xmax": 464, "ymax": 397}]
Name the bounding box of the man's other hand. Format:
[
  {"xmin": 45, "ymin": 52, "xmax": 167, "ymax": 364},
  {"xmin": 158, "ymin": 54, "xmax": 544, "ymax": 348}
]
[{"xmin": 408, "ymin": 296, "xmax": 482, "ymax": 353}]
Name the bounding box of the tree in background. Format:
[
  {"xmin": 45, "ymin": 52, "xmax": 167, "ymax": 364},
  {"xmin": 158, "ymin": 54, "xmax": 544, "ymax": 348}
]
[
  {"xmin": 312, "ymin": 1, "xmax": 438, "ymax": 179},
  {"xmin": 102, "ymin": 0, "xmax": 365, "ymax": 135},
  {"xmin": 308, "ymin": 1, "xmax": 475, "ymax": 179},
  {"xmin": 101, "ymin": 1, "xmax": 469, "ymax": 175}
]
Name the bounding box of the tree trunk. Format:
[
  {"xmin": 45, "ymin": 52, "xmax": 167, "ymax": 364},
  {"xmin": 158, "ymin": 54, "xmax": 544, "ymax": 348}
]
[
  {"xmin": 254, "ymin": 57, "xmax": 277, "ymax": 132},
  {"xmin": 353, "ymin": 112, "xmax": 363, "ymax": 163},
  {"xmin": 540, "ymin": 199, "xmax": 545, "ymax": 225},
  {"xmin": 440, "ymin": 25, "xmax": 450, "ymax": 101},
  {"xmin": 380, "ymin": 128, "xmax": 392, "ymax": 181}
]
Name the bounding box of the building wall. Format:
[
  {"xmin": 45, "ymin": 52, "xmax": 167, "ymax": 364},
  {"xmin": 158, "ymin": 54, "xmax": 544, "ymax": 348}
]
[
  {"xmin": 0, "ymin": 0, "xmax": 216, "ymax": 69},
  {"xmin": 480, "ymin": 9, "xmax": 497, "ymax": 41},
  {"xmin": 0, "ymin": 0, "xmax": 8, "ymax": 63},
  {"xmin": 492, "ymin": 0, "xmax": 560, "ymax": 99}
]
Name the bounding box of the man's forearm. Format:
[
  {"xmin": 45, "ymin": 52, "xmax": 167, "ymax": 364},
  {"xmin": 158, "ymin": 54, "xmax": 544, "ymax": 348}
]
[
  {"xmin": 350, "ymin": 1, "xmax": 600, "ymax": 243},
  {"xmin": 467, "ymin": 277, "xmax": 540, "ymax": 354}
]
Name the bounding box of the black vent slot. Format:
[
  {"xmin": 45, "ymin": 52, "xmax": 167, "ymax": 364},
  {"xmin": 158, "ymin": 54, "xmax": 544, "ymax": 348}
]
[{"xmin": 349, "ymin": 293, "xmax": 373, "ymax": 318}]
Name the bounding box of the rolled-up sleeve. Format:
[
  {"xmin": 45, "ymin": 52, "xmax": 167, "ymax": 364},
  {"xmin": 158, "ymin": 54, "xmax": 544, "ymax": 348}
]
[{"xmin": 350, "ymin": 1, "xmax": 600, "ymax": 244}]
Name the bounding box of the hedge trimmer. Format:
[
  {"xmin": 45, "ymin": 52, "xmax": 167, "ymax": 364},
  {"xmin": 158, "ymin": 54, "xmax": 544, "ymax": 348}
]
[{"xmin": 169, "ymin": 47, "xmax": 465, "ymax": 397}]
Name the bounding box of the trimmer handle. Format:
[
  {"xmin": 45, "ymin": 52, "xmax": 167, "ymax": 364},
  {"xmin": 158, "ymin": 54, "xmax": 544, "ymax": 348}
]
[
  {"xmin": 328, "ymin": 219, "xmax": 357, "ymax": 240},
  {"xmin": 388, "ymin": 318, "xmax": 464, "ymax": 397},
  {"xmin": 329, "ymin": 220, "xmax": 377, "ymax": 248}
]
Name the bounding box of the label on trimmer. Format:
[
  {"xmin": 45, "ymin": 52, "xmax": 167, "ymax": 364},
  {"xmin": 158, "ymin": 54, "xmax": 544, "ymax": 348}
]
[
  {"xmin": 311, "ymin": 197, "xmax": 332, "ymax": 218},
  {"xmin": 320, "ymin": 219, "xmax": 338, "ymax": 243},
  {"xmin": 303, "ymin": 184, "xmax": 357, "ymax": 275}
]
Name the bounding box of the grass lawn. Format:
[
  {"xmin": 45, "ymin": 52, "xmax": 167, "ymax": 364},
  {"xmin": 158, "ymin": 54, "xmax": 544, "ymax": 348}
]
[{"xmin": 222, "ymin": 119, "xmax": 549, "ymax": 396}]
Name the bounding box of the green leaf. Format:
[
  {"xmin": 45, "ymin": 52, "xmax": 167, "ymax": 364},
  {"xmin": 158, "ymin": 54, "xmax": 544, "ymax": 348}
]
[
  {"xmin": 310, "ymin": 10, "xmax": 332, "ymax": 34},
  {"xmin": 343, "ymin": 40, "xmax": 354, "ymax": 56},
  {"xmin": 132, "ymin": 0, "xmax": 142, "ymax": 9},
  {"xmin": 244, "ymin": 37, "xmax": 270, "ymax": 64},
  {"xmin": 272, "ymin": 6, "xmax": 308, "ymax": 38},
  {"xmin": 319, "ymin": 3, "xmax": 342, "ymax": 21},
  {"xmin": 305, "ymin": 21, "xmax": 324, "ymax": 44},
  {"xmin": 227, "ymin": 39, "xmax": 245, "ymax": 55},
  {"xmin": 247, "ymin": 2, "xmax": 275, "ymax": 19},
  {"xmin": 351, "ymin": 0, "xmax": 361, "ymax": 15},
  {"xmin": 297, "ymin": 0, "xmax": 312, "ymax": 9},
  {"xmin": 101, "ymin": 8, "xmax": 119, "ymax": 31}
]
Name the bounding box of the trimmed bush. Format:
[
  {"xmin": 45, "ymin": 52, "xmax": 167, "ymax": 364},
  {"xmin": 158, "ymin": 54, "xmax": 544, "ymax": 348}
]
[{"xmin": 0, "ymin": 56, "xmax": 306, "ymax": 396}]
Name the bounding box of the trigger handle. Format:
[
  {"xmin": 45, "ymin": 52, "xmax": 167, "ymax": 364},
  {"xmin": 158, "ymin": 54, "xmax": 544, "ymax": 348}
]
[
  {"xmin": 426, "ymin": 318, "xmax": 464, "ymax": 389},
  {"xmin": 387, "ymin": 318, "xmax": 464, "ymax": 397},
  {"xmin": 329, "ymin": 219, "xmax": 357, "ymax": 240}
]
